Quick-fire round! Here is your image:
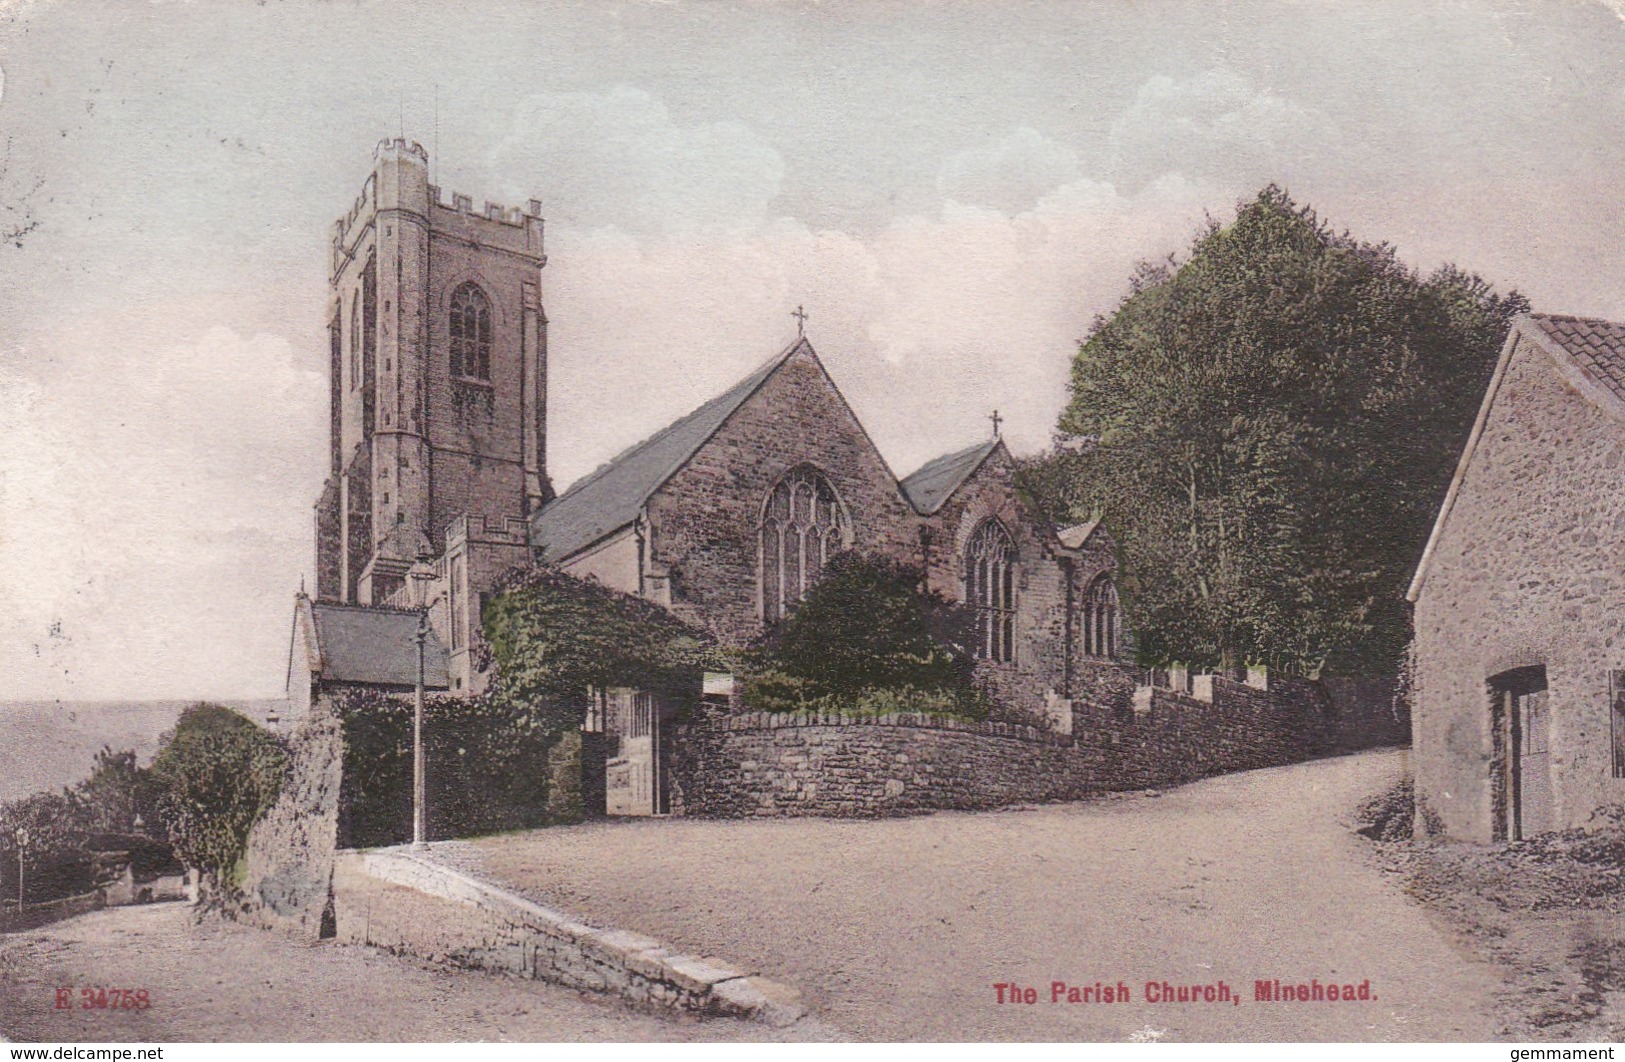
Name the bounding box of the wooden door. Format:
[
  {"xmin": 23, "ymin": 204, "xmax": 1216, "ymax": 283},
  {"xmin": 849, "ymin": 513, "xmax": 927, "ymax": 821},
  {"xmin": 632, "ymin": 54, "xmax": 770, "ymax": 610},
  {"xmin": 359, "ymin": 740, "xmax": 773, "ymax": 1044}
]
[{"xmin": 1515, "ymin": 688, "xmax": 1552, "ymax": 839}]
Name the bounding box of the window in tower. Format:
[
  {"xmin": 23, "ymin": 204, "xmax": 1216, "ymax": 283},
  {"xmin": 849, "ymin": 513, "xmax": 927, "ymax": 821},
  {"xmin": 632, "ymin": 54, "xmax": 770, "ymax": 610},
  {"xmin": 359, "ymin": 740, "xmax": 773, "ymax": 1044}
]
[{"xmin": 450, "ymin": 283, "xmax": 493, "ymax": 381}]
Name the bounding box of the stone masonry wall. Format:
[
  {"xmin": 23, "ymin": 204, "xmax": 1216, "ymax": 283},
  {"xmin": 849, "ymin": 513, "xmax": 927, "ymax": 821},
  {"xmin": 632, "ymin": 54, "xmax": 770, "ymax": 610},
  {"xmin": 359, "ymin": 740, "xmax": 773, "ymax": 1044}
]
[
  {"xmin": 1071, "ymin": 676, "xmax": 1325, "ymax": 792},
  {"xmin": 920, "ymin": 447, "xmax": 1121, "ymax": 720},
  {"xmin": 670, "ymin": 675, "xmax": 1326, "ymax": 817},
  {"xmin": 1414, "ymin": 331, "xmax": 1625, "ymax": 841},
  {"xmin": 238, "ymin": 696, "xmax": 344, "ymax": 939},
  {"xmin": 648, "ymin": 346, "xmax": 920, "ymax": 648}
]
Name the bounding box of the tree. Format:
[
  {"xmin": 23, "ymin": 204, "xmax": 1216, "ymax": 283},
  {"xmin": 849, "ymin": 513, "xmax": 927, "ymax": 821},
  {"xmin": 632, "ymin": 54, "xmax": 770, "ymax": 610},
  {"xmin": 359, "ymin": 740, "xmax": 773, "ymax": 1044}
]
[
  {"xmin": 72, "ymin": 746, "xmax": 157, "ymax": 837},
  {"xmin": 746, "ymin": 552, "xmax": 988, "ymax": 718},
  {"xmin": 145, "ymin": 704, "xmax": 286, "ymax": 901},
  {"xmin": 1032, "ymin": 186, "xmax": 1526, "ymax": 676}
]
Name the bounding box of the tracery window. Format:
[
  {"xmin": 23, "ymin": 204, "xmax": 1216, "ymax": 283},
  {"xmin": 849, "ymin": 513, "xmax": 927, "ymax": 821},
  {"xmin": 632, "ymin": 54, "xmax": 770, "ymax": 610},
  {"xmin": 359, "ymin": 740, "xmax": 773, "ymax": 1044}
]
[
  {"xmin": 1084, "ymin": 574, "xmax": 1119, "ymax": 658},
  {"xmin": 966, "ymin": 519, "xmax": 1016, "ymax": 663},
  {"xmin": 449, "ymin": 282, "xmax": 492, "ymax": 381},
  {"xmin": 760, "ymin": 466, "xmax": 850, "ymax": 624}
]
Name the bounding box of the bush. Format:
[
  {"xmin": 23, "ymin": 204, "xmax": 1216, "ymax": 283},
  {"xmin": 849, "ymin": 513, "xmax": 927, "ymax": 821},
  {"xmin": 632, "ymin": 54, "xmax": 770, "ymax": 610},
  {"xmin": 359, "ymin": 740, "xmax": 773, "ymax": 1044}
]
[
  {"xmin": 741, "ymin": 670, "xmax": 989, "ymax": 721},
  {"xmin": 146, "ymin": 704, "xmax": 286, "ymax": 902},
  {"xmin": 745, "ymin": 553, "xmax": 988, "ymax": 719},
  {"xmin": 0, "ymin": 746, "xmax": 172, "ymax": 906},
  {"xmin": 483, "ymin": 565, "xmax": 724, "ymax": 716},
  {"xmin": 334, "ymin": 688, "xmax": 562, "ymax": 847}
]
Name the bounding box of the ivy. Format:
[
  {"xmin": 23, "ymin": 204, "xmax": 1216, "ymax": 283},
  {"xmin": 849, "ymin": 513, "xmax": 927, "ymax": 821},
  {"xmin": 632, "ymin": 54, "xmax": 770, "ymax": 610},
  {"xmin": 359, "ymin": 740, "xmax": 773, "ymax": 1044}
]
[{"xmin": 482, "ymin": 565, "xmax": 726, "ymax": 719}]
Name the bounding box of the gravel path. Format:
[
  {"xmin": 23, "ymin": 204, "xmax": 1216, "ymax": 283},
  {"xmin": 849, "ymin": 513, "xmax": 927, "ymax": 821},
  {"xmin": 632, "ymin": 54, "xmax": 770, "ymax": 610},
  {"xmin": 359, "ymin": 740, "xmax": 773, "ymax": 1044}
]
[
  {"xmin": 445, "ymin": 748, "xmax": 1505, "ymax": 1041},
  {"xmin": 0, "ymin": 903, "xmax": 795, "ymax": 1042}
]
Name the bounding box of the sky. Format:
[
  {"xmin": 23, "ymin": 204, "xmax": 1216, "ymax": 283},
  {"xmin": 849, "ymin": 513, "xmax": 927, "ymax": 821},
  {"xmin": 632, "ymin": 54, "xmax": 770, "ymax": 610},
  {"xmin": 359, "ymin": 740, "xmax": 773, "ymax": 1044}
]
[{"xmin": 1, "ymin": 0, "xmax": 1624, "ymax": 701}]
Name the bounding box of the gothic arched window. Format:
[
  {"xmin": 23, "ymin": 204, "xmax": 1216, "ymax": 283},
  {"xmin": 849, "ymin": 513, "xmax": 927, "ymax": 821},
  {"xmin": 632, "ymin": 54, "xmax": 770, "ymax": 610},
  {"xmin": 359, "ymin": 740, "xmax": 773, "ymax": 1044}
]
[
  {"xmin": 966, "ymin": 519, "xmax": 1016, "ymax": 663},
  {"xmin": 760, "ymin": 466, "xmax": 850, "ymax": 624},
  {"xmin": 449, "ymin": 283, "xmax": 492, "ymax": 381},
  {"xmin": 1084, "ymin": 574, "xmax": 1119, "ymax": 658}
]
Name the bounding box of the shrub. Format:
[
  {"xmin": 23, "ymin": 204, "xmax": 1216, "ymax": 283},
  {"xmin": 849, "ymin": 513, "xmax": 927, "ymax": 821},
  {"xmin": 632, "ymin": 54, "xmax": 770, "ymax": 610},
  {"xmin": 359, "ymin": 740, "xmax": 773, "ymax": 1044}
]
[
  {"xmin": 741, "ymin": 670, "xmax": 989, "ymax": 721},
  {"xmin": 334, "ymin": 688, "xmax": 562, "ymax": 847},
  {"xmin": 145, "ymin": 704, "xmax": 286, "ymax": 902},
  {"xmin": 745, "ymin": 553, "xmax": 988, "ymax": 719}
]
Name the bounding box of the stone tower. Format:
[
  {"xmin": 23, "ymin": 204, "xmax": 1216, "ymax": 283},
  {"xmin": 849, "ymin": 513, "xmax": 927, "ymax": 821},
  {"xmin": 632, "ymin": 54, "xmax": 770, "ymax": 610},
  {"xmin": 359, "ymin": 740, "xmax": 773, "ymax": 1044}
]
[{"xmin": 314, "ymin": 139, "xmax": 549, "ymax": 609}]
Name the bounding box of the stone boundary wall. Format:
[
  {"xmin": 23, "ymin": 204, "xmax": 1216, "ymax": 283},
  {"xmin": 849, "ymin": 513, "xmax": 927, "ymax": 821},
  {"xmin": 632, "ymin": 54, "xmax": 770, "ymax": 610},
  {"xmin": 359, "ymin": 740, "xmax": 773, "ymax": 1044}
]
[
  {"xmin": 672, "ymin": 711, "xmax": 1090, "ymax": 818},
  {"xmin": 672, "ymin": 676, "xmax": 1328, "ymax": 817},
  {"xmin": 1070, "ymin": 676, "xmax": 1323, "ymax": 792},
  {"xmin": 332, "ymin": 849, "xmax": 805, "ymax": 1026},
  {"xmin": 239, "ymin": 698, "xmax": 345, "ymax": 939}
]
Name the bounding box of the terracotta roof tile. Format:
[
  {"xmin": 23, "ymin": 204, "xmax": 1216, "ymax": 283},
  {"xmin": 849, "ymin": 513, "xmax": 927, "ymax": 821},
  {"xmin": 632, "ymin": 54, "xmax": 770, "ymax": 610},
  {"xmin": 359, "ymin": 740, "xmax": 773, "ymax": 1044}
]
[{"xmin": 1525, "ymin": 313, "xmax": 1625, "ymax": 404}]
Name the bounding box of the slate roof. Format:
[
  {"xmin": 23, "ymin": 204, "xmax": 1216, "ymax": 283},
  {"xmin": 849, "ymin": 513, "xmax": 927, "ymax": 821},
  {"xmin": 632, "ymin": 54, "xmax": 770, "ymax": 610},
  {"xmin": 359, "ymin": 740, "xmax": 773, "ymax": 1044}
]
[
  {"xmin": 310, "ymin": 603, "xmax": 450, "ymax": 689},
  {"xmin": 530, "ymin": 339, "xmax": 806, "ymax": 561},
  {"xmin": 899, "ymin": 439, "xmax": 999, "ymax": 515},
  {"xmin": 1524, "ymin": 313, "xmax": 1625, "ymax": 407}
]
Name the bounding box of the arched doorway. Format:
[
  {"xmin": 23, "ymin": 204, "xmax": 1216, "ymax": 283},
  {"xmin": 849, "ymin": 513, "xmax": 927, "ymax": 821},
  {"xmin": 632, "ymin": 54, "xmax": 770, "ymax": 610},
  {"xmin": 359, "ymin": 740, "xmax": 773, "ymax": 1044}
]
[{"xmin": 1489, "ymin": 665, "xmax": 1550, "ymax": 841}]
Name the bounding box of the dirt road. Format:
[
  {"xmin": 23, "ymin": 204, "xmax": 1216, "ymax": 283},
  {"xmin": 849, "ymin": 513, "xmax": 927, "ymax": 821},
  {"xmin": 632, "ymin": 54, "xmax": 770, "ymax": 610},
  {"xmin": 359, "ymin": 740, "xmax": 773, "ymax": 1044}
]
[
  {"xmin": 0, "ymin": 903, "xmax": 794, "ymax": 1042},
  {"xmin": 448, "ymin": 748, "xmax": 1504, "ymax": 1041}
]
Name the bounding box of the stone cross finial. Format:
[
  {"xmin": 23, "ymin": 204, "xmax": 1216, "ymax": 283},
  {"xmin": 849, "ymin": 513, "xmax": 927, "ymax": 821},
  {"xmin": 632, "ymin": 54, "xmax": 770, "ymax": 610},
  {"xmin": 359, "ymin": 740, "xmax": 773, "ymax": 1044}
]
[
  {"xmin": 791, "ymin": 304, "xmax": 808, "ymax": 337},
  {"xmin": 990, "ymin": 409, "xmax": 1004, "ymax": 439}
]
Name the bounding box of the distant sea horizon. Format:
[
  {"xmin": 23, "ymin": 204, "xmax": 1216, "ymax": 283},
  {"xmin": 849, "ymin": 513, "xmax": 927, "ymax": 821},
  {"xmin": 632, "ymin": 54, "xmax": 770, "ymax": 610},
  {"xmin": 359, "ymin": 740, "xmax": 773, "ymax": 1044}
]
[{"xmin": 0, "ymin": 698, "xmax": 289, "ymax": 804}]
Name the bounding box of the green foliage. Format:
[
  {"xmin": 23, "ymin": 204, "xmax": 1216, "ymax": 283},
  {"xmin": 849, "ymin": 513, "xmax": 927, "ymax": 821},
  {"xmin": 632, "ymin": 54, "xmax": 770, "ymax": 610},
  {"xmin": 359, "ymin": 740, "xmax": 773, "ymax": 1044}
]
[
  {"xmin": 1034, "ymin": 185, "xmax": 1526, "ymax": 676},
  {"xmin": 145, "ymin": 704, "xmax": 286, "ymax": 900},
  {"xmin": 74, "ymin": 747, "xmax": 157, "ymax": 836},
  {"xmin": 482, "ymin": 565, "xmax": 725, "ymax": 724},
  {"xmin": 0, "ymin": 745, "xmax": 171, "ymax": 905},
  {"xmin": 746, "ymin": 553, "xmax": 989, "ymax": 720},
  {"xmin": 333, "ymin": 565, "xmax": 721, "ymax": 845},
  {"xmin": 0, "ymin": 791, "xmax": 95, "ymax": 903},
  {"xmin": 334, "ymin": 687, "xmax": 562, "ymax": 847}
]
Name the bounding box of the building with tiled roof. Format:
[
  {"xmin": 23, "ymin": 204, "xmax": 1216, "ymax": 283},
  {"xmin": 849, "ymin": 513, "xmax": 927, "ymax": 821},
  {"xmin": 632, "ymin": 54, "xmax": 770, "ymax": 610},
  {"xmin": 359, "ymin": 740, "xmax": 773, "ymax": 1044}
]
[{"xmin": 1409, "ymin": 312, "xmax": 1625, "ymax": 842}]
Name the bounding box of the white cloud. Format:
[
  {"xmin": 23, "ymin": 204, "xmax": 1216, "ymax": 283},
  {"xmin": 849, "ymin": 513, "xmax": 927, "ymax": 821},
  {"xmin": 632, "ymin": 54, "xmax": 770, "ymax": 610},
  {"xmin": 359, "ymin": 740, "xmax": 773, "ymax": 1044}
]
[
  {"xmin": 490, "ymin": 86, "xmax": 786, "ymax": 237},
  {"xmin": 1107, "ymin": 68, "xmax": 1331, "ymax": 190},
  {"xmin": 937, "ymin": 127, "xmax": 1082, "ymax": 216},
  {"xmin": 0, "ymin": 321, "xmax": 324, "ymax": 699},
  {"xmin": 541, "ymin": 164, "xmax": 1213, "ymax": 494}
]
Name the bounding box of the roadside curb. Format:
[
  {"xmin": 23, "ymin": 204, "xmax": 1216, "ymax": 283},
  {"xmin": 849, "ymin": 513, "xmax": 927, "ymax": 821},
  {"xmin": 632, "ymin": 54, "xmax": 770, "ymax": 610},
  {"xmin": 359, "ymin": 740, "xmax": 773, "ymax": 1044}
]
[{"xmin": 342, "ymin": 848, "xmax": 811, "ymax": 1029}]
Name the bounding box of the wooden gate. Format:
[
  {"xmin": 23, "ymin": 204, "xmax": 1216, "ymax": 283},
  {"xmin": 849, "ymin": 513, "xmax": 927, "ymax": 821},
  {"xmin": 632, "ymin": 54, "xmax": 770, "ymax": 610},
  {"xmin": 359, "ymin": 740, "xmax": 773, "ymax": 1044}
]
[{"xmin": 606, "ymin": 691, "xmax": 661, "ymax": 816}]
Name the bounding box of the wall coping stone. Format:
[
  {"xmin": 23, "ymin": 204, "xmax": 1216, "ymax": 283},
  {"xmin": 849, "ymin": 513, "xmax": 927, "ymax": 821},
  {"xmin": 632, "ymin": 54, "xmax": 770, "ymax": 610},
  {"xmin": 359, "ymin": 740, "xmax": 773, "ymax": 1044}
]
[
  {"xmin": 349, "ymin": 848, "xmax": 806, "ymax": 1027},
  {"xmin": 705, "ymin": 709, "xmax": 1072, "ymax": 746}
]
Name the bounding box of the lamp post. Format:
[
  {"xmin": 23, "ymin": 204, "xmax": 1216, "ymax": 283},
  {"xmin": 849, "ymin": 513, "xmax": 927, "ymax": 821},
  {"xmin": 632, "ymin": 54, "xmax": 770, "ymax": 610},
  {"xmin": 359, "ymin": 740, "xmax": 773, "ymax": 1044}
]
[
  {"xmin": 413, "ymin": 608, "xmax": 428, "ymax": 850},
  {"xmin": 15, "ymin": 827, "xmax": 29, "ymax": 918}
]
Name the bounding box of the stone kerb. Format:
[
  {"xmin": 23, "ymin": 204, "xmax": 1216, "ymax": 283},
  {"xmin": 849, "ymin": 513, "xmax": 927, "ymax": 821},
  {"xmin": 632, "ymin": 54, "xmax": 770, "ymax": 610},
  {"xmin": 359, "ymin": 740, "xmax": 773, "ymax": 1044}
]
[{"xmin": 334, "ymin": 848, "xmax": 806, "ymax": 1027}]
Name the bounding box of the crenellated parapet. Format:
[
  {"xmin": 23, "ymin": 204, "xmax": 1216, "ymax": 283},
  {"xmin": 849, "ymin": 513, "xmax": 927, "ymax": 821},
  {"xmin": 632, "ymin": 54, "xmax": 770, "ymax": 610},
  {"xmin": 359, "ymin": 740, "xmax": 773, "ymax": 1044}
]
[
  {"xmin": 427, "ymin": 183, "xmax": 545, "ymax": 261},
  {"xmin": 428, "ymin": 184, "xmax": 543, "ymax": 228}
]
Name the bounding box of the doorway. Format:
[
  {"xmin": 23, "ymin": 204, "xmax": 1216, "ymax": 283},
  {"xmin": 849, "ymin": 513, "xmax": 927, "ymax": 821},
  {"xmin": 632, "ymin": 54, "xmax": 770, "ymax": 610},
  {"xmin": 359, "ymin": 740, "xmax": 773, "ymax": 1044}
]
[
  {"xmin": 1490, "ymin": 666, "xmax": 1550, "ymax": 842},
  {"xmin": 606, "ymin": 690, "xmax": 666, "ymax": 816}
]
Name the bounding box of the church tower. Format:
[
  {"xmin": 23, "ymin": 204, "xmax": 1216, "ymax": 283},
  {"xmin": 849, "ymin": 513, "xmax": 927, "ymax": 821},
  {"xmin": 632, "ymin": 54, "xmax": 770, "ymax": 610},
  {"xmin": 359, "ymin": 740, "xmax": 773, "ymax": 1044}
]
[{"xmin": 314, "ymin": 139, "xmax": 550, "ymax": 609}]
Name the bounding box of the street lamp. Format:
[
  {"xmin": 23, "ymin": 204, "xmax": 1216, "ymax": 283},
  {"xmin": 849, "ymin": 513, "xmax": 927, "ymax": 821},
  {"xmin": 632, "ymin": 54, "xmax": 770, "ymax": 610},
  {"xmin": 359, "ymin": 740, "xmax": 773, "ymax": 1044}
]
[
  {"xmin": 408, "ymin": 548, "xmax": 438, "ymax": 852},
  {"xmin": 413, "ymin": 608, "xmax": 428, "ymax": 850},
  {"xmin": 15, "ymin": 827, "xmax": 29, "ymax": 917}
]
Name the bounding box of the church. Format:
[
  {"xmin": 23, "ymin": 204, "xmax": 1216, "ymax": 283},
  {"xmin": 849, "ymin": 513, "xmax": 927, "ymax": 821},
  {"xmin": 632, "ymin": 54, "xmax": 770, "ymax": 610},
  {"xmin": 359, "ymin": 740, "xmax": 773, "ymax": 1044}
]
[{"xmin": 287, "ymin": 139, "xmax": 1129, "ymax": 817}]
